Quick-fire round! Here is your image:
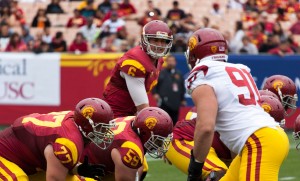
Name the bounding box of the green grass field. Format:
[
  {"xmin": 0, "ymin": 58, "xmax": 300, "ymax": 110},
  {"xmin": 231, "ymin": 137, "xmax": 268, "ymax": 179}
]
[{"xmin": 145, "ymin": 131, "xmax": 300, "ymax": 181}]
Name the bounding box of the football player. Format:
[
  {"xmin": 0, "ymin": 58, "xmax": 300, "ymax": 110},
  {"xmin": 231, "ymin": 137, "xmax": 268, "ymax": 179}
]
[
  {"xmin": 165, "ymin": 107, "xmax": 231, "ymax": 181},
  {"xmin": 293, "ymin": 114, "xmax": 300, "ymax": 150},
  {"xmin": 0, "ymin": 98, "xmax": 114, "ymax": 181},
  {"xmin": 81, "ymin": 107, "xmax": 173, "ymax": 181},
  {"xmin": 263, "ymin": 75, "xmax": 298, "ymax": 117},
  {"xmin": 185, "ymin": 28, "xmax": 289, "ymax": 181},
  {"xmin": 103, "ymin": 20, "xmax": 173, "ymax": 118},
  {"xmin": 102, "ymin": 20, "xmax": 173, "ymax": 180},
  {"xmin": 260, "ymin": 95, "xmax": 285, "ymax": 125}
]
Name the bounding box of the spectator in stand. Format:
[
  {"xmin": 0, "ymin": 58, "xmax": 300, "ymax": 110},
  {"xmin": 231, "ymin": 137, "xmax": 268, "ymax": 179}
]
[
  {"xmin": 179, "ymin": 13, "xmax": 197, "ymax": 34},
  {"xmin": 0, "ymin": 23, "xmax": 11, "ymax": 51},
  {"xmin": 259, "ymin": 34, "xmax": 281, "ymax": 53},
  {"xmin": 272, "ymin": 21, "xmax": 287, "ymax": 41},
  {"xmin": 102, "ymin": 2, "xmax": 124, "ymax": 21},
  {"xmin": 31, "ymin": 8, "xmax": 51, "ymax": 28},
  {"xmin": 238, "ymin": 36, "xmax": 258, "ymax": 54},
  {"xmin": 98, "ymin": 0, "xmax": 111, "ymax": 14},
  {"xmin": 46, "ymin": 0, "xmax": 65, "ymax": 14},
  {"xmin": 247, "ymin": 24, "xmax": 267, "ymax": 49},
  {"xmin": 119, "ymin": 0, "xmax": 136, "ymax": 16},
  {"xmin": 146, "ymin": 0, "xmax": 161, "ymax": 19},
  {"xmin": 243, "ymin": 0, "xmax": 259, "ymax": 12},
  {"xmin": 229, "ymin": 20, "xmax": 245, "ymax": 53},
  {"xmin": 276, "ymin": 7, "xmax": 290, "ymax": 21},
  {"xmin": 166, "ymin": 1, "xmax": 186, "ymax": 26},
  {"xmin": 286, "ymin": 0, "xmax": 300, "ymax": 14},
  {"xmin": 100, "ymin": 11, "xmax": 125, "ymax": 38},
  {"xmin": 51, "ymin": 31, "xmax": 67, "ymax": 52},
  {"xmin": 268, "ymin": 39, "xmax": 294, "ymax": 56},
  {"xmin": 138, "ymin": 9, "xmax": 160, "ymax": 28},
  {"xmin": 289, "ymin": 10, "xmax": 300, "ymax": 34},
  {"xmin": 93, "ymin": 9, "xmax": 104, "ymax": 27},
  {"xmin": 0, "ymin": 6, "xmax": 11, "ymax": 25},
  {"xmin": 69, "ymin": 32, "xmax": 88, "ymax": 53},
  {"xmin": 80, "ymin": 16, "xmax": 100, "ymax": 44},
  {"xmin": 170, "ymin": 24, "xmax": 186, "ymax": 52},
  {"xmin": 257, "ymin": 11, "xmax": 274, "ymax": 35},
  {"xmin": 5, "ymin": 32, "xmax": 27, "ymax": 52},
  {"xmin": 210, "ymin": 2, "xmax": 224, "ymax": 17},
  {"xmin": 80, "ymin": 0, "xmax": 96, "ymax": 18},
  {"xmin": 287, "ymin": 35, "xmax": 300, "ymax": 53},
  {"xmin": 34, "ymin": 41, "xmax": 53, "ymax": 53},
  {"xmin": 10, "ymin": 0, "xmax": 26, "ymax": 26},
  {"xmin": 264, "ymin": 0, "xmax": 280, "ymax": 14},
  {"xmin": 21, "ymin": 25, "xmax": 34, "ymax": 46},
  {"xmin": 66, "ymin": 9, "xmax": 87, "ymax": 28},
  {"xmin": 201, "ymin": 16, "xmax": 210, "ymax": 28},
  {"xmin": 99, "ymin": 34, "xmax": 118, "ymax": 52},
  {"xmin": 119, "ymin": 40, "xmax": 129, "ymax": 52},
  {"xmin": 42, "ymin": 27, "xmax": 52, "ymax": 44}
]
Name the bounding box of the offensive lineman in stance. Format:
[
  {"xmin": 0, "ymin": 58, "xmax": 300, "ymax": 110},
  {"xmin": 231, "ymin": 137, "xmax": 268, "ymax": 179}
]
[{"xmin": 0, "ymin": 98, "xmax": 115, "ymax": 181}]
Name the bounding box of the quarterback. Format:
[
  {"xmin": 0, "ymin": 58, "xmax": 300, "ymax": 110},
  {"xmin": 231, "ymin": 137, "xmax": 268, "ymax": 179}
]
[
  {"xmin": 0, "ymin": 98, "xmax": 114, "ymax": 181},
  {"xmin": 103, "ymin": 20, "xmax": 173, "ymax": 117},
  {"xmin": 185, "ymin": 28, "xmax": 289, "ymax": 181},
  {"xmin": 82, "ymin": 107, "xmax": 173, "ymax": 181}
]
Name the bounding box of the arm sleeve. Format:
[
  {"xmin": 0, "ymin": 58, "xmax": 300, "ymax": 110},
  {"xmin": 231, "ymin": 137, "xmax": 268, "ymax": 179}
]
[{"xmin": 121, "ymin": 72, "xmax": 149, "ymax": 106}]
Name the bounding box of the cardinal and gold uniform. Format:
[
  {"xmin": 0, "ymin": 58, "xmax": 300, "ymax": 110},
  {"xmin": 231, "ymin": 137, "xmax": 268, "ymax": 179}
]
[
  {"xmin": 0, "ymin": 111, "xmax": 84, "ymax": 180},
  {"xmin": 103, "ymin": 46, "xmax": 164, "ymax": 117},
  {"xmin": 165, "ymin": 111, "xmax": 231, "ymax": 180},
  {"xmin": 82, "ymin": 116, "xmax": 145, "ymax": 179}
]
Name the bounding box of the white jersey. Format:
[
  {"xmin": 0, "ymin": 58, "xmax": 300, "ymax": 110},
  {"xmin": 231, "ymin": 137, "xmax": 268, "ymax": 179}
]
[{"xmin": 186, "ymin": 55, "xmax": 279, "ymax": 154}]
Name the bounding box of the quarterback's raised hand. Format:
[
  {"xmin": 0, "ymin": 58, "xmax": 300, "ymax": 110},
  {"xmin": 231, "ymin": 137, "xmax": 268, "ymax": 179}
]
[
  {"xmin": 77, "ymin": 156, "xmax": 106, "ymax": 181},
  {"xmin": 187, "ymin": 150, "xmax": 204, "ymax": 181}
]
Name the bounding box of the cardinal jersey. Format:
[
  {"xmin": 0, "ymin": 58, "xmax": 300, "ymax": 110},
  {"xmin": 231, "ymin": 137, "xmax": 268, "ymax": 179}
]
[
  {"xmin": 173, "ymin": 118, "xmax": 231, "ymax": 160},
  {"xmin": 0, "ymin": 111, "xmax": 84, "ymax": 175},
  {"xmin": 82, "ymin": 116, "xmax": 144, "ymax": 174},
  {"xmin": 103, "ymin": 46, "xmax": 163, "ymax": 117},
  {"xmin": 186, "ymin": 58, "xmax": 279, "ymax": 154}
]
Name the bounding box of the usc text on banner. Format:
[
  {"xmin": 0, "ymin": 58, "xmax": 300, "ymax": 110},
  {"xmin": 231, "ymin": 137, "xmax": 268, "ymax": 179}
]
[{"xmin": 0, "ymin": 53, "xmax": 60, "ymax": 106}]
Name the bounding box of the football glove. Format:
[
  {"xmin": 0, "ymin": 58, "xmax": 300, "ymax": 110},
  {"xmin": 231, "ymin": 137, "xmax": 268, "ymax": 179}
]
[
  {"xmin": 77, "ymin": 156, "xmax": 105, "ymax": 181},
  {"xmin": 187, "ymin": 150, "xmax": 204, "ymax": 181}
]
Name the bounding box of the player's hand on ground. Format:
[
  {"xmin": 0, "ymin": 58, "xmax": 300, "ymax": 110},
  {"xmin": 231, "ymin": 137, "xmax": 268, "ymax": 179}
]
[{"xmin": 77, "ymin": 156, "xmax": 106, "ymax": 181}]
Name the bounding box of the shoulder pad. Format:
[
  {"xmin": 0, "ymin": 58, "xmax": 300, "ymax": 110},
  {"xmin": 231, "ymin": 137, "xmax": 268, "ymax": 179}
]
[{"xmin": 120, "ymin": 59, "xmax": 146, "ymax": 77}]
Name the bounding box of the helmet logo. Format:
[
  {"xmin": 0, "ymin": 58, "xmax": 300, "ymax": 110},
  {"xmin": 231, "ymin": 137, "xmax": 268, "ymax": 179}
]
[
  {"xmin": 145, "ymin": 117, "xmax": 158, "ymax": 130},
  {"xmin": 81, "ymin": 106, "xmax": 95, "ymax": 119},
  {"xmin": 272, "ymin": 80, "xmax": 284, "ymax": 90},
  {"xmin": 262, "ymin": 103, "xmax": 272, "ymax": 113},
  {"xmin": 211, "ymin": 46, "xmax": 217, "ymax": 53},
  {"xmin": 188, "ymin": 36, "xmax": 197, "ymax": 51}
]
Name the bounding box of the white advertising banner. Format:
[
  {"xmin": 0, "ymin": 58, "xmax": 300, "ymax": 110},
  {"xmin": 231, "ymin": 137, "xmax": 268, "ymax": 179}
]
[{"xmin": 0, "ymin": 53, "xmax": 60, "ymax": 105}]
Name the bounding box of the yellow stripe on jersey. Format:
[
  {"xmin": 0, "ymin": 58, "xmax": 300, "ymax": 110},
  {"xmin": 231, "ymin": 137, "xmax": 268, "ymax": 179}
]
[
  {"xmin": 121, "ymin": 141, "xmax": 143, "ymax": 163},
  {"xmin": 175, "ymin": 140, "xmax": 193, "ymax": 155},
  {"xmin": 121, "ymin": 59, "xmax": 146, "ymax": 74},
  {"xmin": 55, "ymin": 138, "xmax": 78, "ymax": 165}
]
